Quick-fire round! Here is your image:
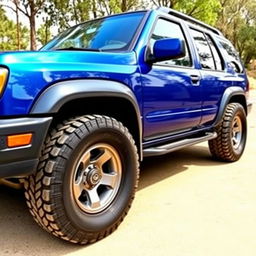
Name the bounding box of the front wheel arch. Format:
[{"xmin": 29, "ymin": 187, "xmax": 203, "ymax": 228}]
[{"xmin": 30, "ymin": 79, "xmax": 143, "ymax": 160}]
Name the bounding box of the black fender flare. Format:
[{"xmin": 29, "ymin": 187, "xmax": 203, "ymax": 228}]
[
  {"xmin": 213, "ymin": 86, "xmax": 247, "ymax": 126},
  {"xmin": 30, "ymin": 79, "xmax": 143, "ymax": 158}
]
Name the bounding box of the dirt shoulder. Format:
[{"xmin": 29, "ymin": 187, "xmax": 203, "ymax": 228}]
[{"xmin": 0, "ymin": 91, "xmax": 255, "ymax": 256}]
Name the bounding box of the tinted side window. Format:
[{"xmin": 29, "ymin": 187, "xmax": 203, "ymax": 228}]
[
  {"xmin": 150, "ymin": 19, "xmax": 192, "ymax": 67},
  {"xmin": 219, "ymin": 39, "xmax": 244, "ymax": 73},
  {"xmin": 206, "ymin": 34, "xmax": 223, "ymax": 71},
  {"xmin": 190, "ymin": 29, "xmax": 215, "ymax": 70}
]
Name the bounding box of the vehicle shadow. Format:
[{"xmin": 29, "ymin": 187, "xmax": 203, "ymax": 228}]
[
  {"xmin": 139, "ymin": 143, "xmax": 227, "ymax": 191},
  {"xmin": 0, "ymin": 186, "xmax": 79, "ymax": 255},
  {"xmin": 0, "ymin": 143, "xmax": 228, "ymax": 254}
]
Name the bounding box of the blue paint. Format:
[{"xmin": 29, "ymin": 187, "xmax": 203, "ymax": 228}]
[{"xmin": 0, "ymin": 9, "xmax": 248, "ymax": 144}]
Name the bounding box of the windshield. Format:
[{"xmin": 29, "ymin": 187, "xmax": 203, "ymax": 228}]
[{"xmin": 41, "ymin": 12, "xmax": 145, "ymax": 52}]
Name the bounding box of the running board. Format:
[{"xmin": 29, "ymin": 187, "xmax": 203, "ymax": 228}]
[{"xmin": 143, "ymin": 132, "xmax": 217, "ymax": 157}]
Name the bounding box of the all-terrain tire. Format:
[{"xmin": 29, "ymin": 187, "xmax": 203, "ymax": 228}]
[
  {"xmin": 208, "ymin": 103, "xmax": 247, "ymax": 162},
  {"xmin": 24, "ymin": 115, "xmax": 139, "ymax": 244}
]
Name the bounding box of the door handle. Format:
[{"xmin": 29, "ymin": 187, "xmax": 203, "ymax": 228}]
[{"xmin": 190, "ymin": 75, "xmax": 200, "ymax": 85}]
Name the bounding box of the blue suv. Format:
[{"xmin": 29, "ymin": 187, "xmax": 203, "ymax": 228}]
[{"xmin": 0, "ymin": 7, "xmax": 252, "ymax": 244}]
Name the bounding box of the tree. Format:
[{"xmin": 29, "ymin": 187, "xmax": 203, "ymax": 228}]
[
  {"xmin": 13, "ymin": 0, "xmax": 21, "ymax": 50},
  {"xmin": 151, "ymin": 0, "xmax": 178, "ymax": 8},
  {"xmin": 46, "ymin": 0, "xmax": 143, "ymax": 32},
  {"xmin": 216, "ymin": 0, "xmax": 249, "ymax": 41},
  {"xmin": 175, "ymin": 0, "xmax": 221, "ymax": 25},
  {"xmin": 215, "ymin": 0, "xmax": 256, "ymax": 65},
  {"xmin": 6, "ymin": 0, "xmax": 46, "ymax": 50},
  {"xmin": 0, "ymin": 7, "xmax": 29, "ymax": 50},
  {"xmin": 96, "ymin": 0, "xmax": 141, "ymax": 15},
  {"xmin": 46, "ymin": 0, "xmax": 91, "ymax": 31},
  {"xmin": 151, "ymin": 0, "xmax": 221, "ymax": 25},
  {"xmin": 37, "ymin": 19, "xmax": 52, "ymax": 47},
  {"xmin": 237, "ymin": 25, "xmax": 256, "ymax": 65}
]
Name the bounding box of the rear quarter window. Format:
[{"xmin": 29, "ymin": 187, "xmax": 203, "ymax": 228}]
[{"xmin": 219, "ymin": 39, "xmax": 244, "ymax": 73}]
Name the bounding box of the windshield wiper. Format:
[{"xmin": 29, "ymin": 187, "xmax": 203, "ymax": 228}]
[{"xmin": 54, "ymin": 47, "xmax": 101, "ymax": 52}]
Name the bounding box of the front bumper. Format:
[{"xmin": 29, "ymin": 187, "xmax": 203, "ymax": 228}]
[{"xmin": 0, "ymin": 117, "xmax": 52, "ymax": 178}]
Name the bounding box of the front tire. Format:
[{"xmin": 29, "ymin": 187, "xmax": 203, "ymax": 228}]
[
  {"xmin": 208, "ymin": 103, "xmax": 247, "ymax": 162},
  {"xmin": 24, "ymin": 115, "xmax": 139, "ymax": 244}
]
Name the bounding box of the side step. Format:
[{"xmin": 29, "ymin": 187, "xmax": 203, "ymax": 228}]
[{"xmin": 143, "ymin": 132, "xmax": 217, "ymax": 157}]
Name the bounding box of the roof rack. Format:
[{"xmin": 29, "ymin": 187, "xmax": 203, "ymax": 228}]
[{"xmin": 157, "ymin": 7, "xmax": 222, "ymax": 36}]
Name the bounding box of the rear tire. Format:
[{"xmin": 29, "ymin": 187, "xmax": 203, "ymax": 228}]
[
  {"xmin": 24, "ymin": 115, "xmax": 139, "ymax": 244},
  {"xmin": 208, "ymin": 103, "xmax": 247, "ymax": 162}
]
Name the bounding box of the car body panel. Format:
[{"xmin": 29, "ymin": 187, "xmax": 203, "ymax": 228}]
[
  {"xmin": 0, "ymin": 9, "xmax": 250, "ymax": 179},
  {"xmin": 0, "ymin": 51, "xmax": 142, "ymax": 116}
]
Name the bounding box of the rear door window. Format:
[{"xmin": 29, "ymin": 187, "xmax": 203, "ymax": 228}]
[
  {"xmin": 205, "ymin": 34, "xmax": 223, "ymax": 71},
  {"xmin": 190, "ymin": 29, "xmax": 215, "ymax": 70}
]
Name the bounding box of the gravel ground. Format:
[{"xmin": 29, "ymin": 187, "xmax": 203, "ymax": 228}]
[{"xmin": 0, "ymin": 90, "xmax": 255, "ymax": 256}]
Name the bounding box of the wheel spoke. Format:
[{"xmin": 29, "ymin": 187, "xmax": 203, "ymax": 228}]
[
  {"xmin": 87, "ymin": 188, "xmax": 101, "ymax": 209},
  {"xmin": 73, "ymin": 175, "xmax": 84, "ymax": 198},
  {"xmin": 94, "ymin": 149, "xmax": 112, "ymax": 168},
  {"xmin": 101, "ymin": 173, "xmax": 118, "ymax": 188},
  {"xmin": 232, "ymin": 137, "xmax": 238, "ymax": 146},
  {"xmin": 233, "ymin": 126, "xmax": 240, "ymax": 133},
  {"xmin": 80, "ymin": 153, "xmax": 90, "ymax": 169}
]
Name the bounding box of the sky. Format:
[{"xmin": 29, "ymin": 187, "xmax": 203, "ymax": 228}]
[{"xmin": 3, "ymin": 0, "xmax": 29, "ymax": 25}]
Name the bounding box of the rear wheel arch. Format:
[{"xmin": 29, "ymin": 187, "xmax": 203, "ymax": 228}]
[
  {"xmin": 228, "ymin": 94, "xmax": 247, "ymax": 114},
  {"xmin": 214, "ymin": 87, "xmax": 247, "ymax": 126}
]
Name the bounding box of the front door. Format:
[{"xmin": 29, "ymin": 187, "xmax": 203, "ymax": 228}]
[{"xmin": 141, "ymin": 18, "xmax": 202, "ymax": 140}]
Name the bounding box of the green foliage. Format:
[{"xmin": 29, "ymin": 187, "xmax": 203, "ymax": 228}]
[
  {"xmin": 237, "ymin": 25, "xmax": 256, "ymax": 65},
  {"xmin": 216, "ymin": 0, "xmax": 256, "ymax": 65},
  {"xmin": 45, "ymin": 0, "xmax": 143, "ymax": 32},
  {"xmin": 37, "ymin": 21, "xmax": 52, "ymax": 46},
  {"xmin": 0, "ymin": 7, "xmax": 29, "ymax": 50},
  {"xmin": 174, "ymin": 0, "xmax": 221, "ymax": 25},
  {"xmin": 46, "ymin": 0, "xmax": 91, "ymax": 31},
  {"xmin": 152, "ymin": 0, "xmax": 221, "ymax": 25}
]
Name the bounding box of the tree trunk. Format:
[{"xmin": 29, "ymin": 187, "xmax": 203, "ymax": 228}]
[
  {"xmin": 15, "ymin": 2, "xmax": 20, "ymax": 50},
  {"xmin": 29, "ymin": 15, "xmax": 36, "ymax": 50},
  {"xmin": 29, "ymin": 0, "xmax": 37, "ymax": 50},
  {"xmin": 45, "ymin": 19, "xmax": 49, "ymax": 44},
  {"xmin": 92, "ymin": 0, "xmax": 97, "ymax": 18},
  {"xmin": 121, "ymin": 0, "xmax": 127, "ymax": 12}
]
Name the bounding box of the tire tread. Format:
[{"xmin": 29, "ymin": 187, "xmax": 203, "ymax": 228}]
[
  {"xmin": 24, "ymin": 114, "xmax": 139, "ymax": 244},
  {"xmin": 208, "ymin": 103, "xmax": 247, "ymax": 162}
]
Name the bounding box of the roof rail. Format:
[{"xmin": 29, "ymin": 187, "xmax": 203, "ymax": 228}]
[{"xmin": 157, "ymin": 7, "xmax": 222, "ymax": 36}]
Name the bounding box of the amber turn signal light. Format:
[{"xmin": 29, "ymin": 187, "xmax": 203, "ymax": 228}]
[
  {"xmin": 7, "ymin": 133, "xmax": 33, "ymax": 148},
  {"xmin": 0, "ymin": 68, "xmax": 8, "ymax": 97}
]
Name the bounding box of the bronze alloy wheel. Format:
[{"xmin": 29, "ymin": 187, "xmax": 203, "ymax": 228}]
[
  {"xmin": 72, "ymin": 143, "xmax": 122, "ymax": 214},
  {"xmin": 231, "ymin": 116, "xmax": 243, "ymax": 151}
]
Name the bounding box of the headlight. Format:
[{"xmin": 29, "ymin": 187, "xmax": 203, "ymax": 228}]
[{"xmin": 0, "ymin": 68, "xmax": 8, "ymax": 97}]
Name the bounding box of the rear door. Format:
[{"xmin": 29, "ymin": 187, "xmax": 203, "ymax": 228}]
[{"xmin": 189, "ymin": 28, "xmax": 234, "ymax": 126}]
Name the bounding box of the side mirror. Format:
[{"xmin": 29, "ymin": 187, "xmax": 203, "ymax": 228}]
[{"xmin": 146, "ymin": 38, "xmax": 185, "ymax": 63}]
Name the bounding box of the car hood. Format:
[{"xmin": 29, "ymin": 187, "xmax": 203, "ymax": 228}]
[{"xmin": 0, "ymin": 50, "xmax": 137, "ymax": 66}]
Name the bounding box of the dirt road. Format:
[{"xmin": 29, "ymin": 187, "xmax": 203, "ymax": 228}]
[{"xmin": 0, "ymin": 91, "xmax": 255, "ymax": 256}]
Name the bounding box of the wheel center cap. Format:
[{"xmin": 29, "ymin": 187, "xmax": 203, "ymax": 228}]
[{"xmin": 87, "ymin": 168, "xmax": 102, "ymax": 186}]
